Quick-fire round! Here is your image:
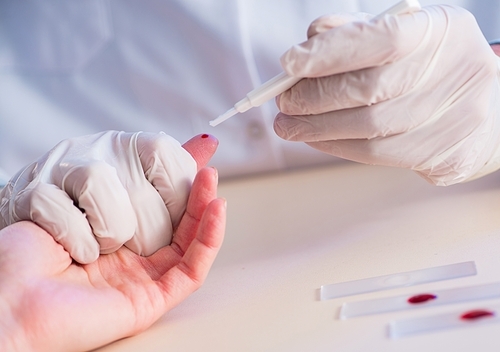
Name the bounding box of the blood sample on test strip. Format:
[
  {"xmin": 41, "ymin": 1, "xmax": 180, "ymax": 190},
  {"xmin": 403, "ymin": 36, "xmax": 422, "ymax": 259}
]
[
  {"xmin": 389, "ymin": 306, "xmax": 500, "ymax": 338},
  {"xmin": 339, "ymin": 282, "xmax": 500, "ymax": 320},
  {"xmin": 460, "ymin": 309, "xmax": 495, "ymax": 321},
  {"xmin": 407, "ymin": 294, "xmax": 437, "ymax": 304}
]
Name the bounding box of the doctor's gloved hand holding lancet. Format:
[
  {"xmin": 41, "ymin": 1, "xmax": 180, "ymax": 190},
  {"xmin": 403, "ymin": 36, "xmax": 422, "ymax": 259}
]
[{"xmin": 274, "ymin": 5, "xmax": 500, "ymax": 186}]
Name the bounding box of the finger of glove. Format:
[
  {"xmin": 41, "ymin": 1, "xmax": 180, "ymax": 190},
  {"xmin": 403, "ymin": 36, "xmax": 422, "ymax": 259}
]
[
  {"xmin": 90, "ymin": 131, "xmax": 176, "ymax": 257},
  {"xmin": 307, "ymin": 12, "xmax": 372, "ymax": 38},
  {"xmin": 281, "ymin": 8, "xmax": 432, "ymax": 78},
  {"xmin": 275, "ymin": 81, "xmax": 433, "ymax": 142},
  {"xmin": 124, "ymin": 181, "xmax": 173, "ymax": 256},
  {"xmin": 12, "ymin": 183, "xmax": 100, "ymax": 264},
  {"xmin": 303, "ymin": 97, "xmax": 490, "ymax": 177},
  {"xmin": 182, "ymin": 134, "xmax": 219, "ymax": 170},
  {"xmin": 137, "ymin": 132, "xmax": 197, "ymax": 229},
  {"xmin": 276, "ymin": 79, "xmax": 462, "ymax": 142},
  {"xmin": 277, "ymin": 57, "xmax": 424, "ymax": 116},
  {"xmin": 62, "ymin": 161, "xmax": 137, "ymax": 254}
]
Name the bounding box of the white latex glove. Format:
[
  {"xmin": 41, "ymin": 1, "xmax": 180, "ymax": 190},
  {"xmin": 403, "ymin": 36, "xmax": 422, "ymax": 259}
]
[
  {"xmin": 0, "ymin": 131, "xmax": 218, "ymax": 263},
  {"xmin": 274, "ymin": 5, "xmax": 500, "ymax": 186}
]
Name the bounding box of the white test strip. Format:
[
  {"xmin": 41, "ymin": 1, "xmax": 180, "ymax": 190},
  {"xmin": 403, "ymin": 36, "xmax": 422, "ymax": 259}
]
[
  {"xmin": 320, "ymin": 261, "xmax": 476, "ymax": 300},
  {"xmin": 339, "ymin": 282, "xmax": 500, "ymax": 319},
  {"xmin": 389, "ymin": 305, "xmax": 500, "ymax": 339}
]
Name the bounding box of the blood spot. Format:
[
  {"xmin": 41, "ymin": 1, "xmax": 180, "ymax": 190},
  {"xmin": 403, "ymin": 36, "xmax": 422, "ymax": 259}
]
[
  {"xmin": 407, "ymin": 294, "xmax": 437, "ymax": 304},
  {"xmin": 460, "ymin": 310, "xmax": 495, "ymax": 321}
]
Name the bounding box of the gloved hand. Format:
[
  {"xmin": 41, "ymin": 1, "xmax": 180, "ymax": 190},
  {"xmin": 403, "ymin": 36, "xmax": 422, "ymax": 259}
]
[
  {"xmin": 0, "ymin": 131, "xmax": 219, "ymax": 264},
  {"xmin": 274, "ymin": 5, "xmax": 500, "ymax": 186}
]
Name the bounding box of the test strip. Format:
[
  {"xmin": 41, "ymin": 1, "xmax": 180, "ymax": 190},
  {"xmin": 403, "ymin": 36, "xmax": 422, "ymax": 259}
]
[
  {"xmin": 389, "ymin": 306, "xmax": 500, "ymax": 339},
  {"xmin": 339, "ymin": 282, "xmax": 500, "ymax": 319},
  {"xmin": 320, "ymin": 261, "xmax": 476, "ymax": 300}
]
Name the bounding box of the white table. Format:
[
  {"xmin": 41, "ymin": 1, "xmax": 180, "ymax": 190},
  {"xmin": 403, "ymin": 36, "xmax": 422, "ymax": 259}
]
[{"xmin": 96, "ymin": 162, "xmax": 500, "ymax": 351}]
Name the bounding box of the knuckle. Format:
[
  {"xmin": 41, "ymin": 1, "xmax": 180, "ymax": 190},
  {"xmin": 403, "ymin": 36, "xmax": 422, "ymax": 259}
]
[{"xmin": 140, "ymin": 132, "xmax": 175, "ymax": 151}]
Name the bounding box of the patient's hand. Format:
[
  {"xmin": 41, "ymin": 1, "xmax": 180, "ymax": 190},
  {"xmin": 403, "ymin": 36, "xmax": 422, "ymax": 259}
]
[{"xmin": 0, "ymin": 167, "xmax": 225, "ymax": 352}]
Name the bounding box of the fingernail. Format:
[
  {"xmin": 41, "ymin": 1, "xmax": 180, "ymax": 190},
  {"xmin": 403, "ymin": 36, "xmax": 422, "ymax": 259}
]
[{"xmin": 210, "ymin": 166, "xmax": 219, "ymax": 183}]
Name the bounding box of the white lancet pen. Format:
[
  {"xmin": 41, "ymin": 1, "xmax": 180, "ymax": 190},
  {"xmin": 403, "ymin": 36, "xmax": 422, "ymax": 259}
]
[{"xmin": 209, "ymin": 0, "xmax": 421, "ymax": 127}]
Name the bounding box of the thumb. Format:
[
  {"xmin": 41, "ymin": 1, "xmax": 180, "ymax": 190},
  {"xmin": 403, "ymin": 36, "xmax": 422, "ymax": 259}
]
[{"xmin": 182, "ymin": 134, "xmax": 219, "ymax": 170}]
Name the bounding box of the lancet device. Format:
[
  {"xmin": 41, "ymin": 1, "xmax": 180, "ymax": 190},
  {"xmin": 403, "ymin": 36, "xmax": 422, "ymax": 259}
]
[{"xmin": 209, "ymin": 0, "xmax": 422, "ymax": 127}]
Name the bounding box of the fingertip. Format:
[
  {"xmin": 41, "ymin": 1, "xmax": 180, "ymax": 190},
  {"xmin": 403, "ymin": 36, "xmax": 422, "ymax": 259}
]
[
  {"xmin": 280, "ymin": 48, "xmax": 298, "ymax": 76},
  {"xmin": 191, "ymin": 166, "xmax": 219, "ymax": 194},
  {"xmin": 208, "ymin": 166, "xmax": 218, "ymax": 183},
  {"xmin": 40, "ymin": 218, "xmax": 100, "ymax": 264},
  {"xmin": 200, "ymin": 166, "xmax": 219, "ymax": 187},
  {"xmin": 73, "ymin": 245, "xmax": 100, "ymax": 264},
  {"xmin": 275, "ymin": 94, "xmax": 282, "ymax": 110},
  {"xmin": 50, "ymin": 220, "xmax": 100, "ymax": 264},
  {"xmin": 182, "ymin": 134, "xmax": 219, "ymax": 170},
  {"xmin": 198, "ymin": 197, "xmax": 227, "ymax": 249},
  {"xmin": 211, "ymin": 196, "xmax": 226, "ymax": 211},
  {"xmin": 307, "ymin": 13, "xmax": 368, "ymax": 38},
  {"xmin": 217, "ymin": 197, "xmax": 227, "ymax": 212},
  {"xmin": 211, "ymin": 197, "xmax": 227, "ymax": 219},
  {"xmin": 16, "ymin": 183, "xmax": 102, "ymax": 264},
  {"xmin": 273, "ymin": 113, "xmax": 289, "ymax": 140}
]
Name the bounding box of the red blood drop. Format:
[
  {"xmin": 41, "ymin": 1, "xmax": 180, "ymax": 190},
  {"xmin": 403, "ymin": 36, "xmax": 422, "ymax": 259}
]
[
  {"xmin": 201, "ymin": 134, "xmax": 209, "ymax": 138},
  {"xmin": 460, "ymin": 310, "xmax": 495, "ymax": 321},
  {"xmin": 407, "ymin": 294, "xmax": 437, "ymax": 304}
]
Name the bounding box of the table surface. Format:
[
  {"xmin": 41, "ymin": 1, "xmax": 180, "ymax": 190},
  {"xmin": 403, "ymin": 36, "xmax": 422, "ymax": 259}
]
[{"xmin": 96, "ymin": 162, "xmax": 500, "ymax": 352}]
